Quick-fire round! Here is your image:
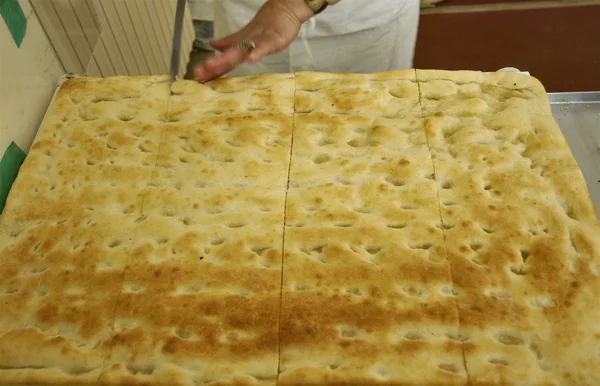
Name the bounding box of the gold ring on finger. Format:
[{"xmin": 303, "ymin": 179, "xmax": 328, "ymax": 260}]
[{"xmin": 238, "ymin": 39, "xmax": 256, "ymax": 52}]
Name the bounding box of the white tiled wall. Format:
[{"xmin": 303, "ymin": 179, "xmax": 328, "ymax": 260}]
[
  {"xmin": 30, "ymin": 0, "xmax": 195, "ymax": 77},
  {"xmin": 0, "ymin": 0, "xmax": 65, "ymax": 156}
]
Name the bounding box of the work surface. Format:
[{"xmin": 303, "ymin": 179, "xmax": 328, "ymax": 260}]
[
  {"xmin": 549, "ymin": 92, "xmax": 600, "ymax": 219},
  {"xmin": 1, "ymin": 70, "xmax": 599, "ymax": 385}
]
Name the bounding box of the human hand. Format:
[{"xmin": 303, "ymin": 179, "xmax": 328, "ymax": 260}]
[{"xmin": 194, "ymin": 0, "xmax": 314, "ymax": 83}]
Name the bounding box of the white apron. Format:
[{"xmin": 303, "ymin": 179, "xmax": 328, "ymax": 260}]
[{"xmin": 212, "ymin": 0, "xmax": 420, "ymax": 76}]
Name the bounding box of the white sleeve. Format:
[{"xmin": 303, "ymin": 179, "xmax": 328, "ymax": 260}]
[{"xmin": 188, "ymin": 0, "xmax": 214, "ymax": 20}]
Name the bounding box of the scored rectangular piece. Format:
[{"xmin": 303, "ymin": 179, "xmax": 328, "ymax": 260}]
[
  {"xmin": 279, "ymin": 71, "xmax": 467, "ymax": 385},
  {"xmin": 418, "ymin": 70, "xmax": 600, "ymax": 385},
  {"xmin": 98, "ymin": 75, "xmax": 295, "ymax": 385},
  {"xmin": 0, "ymin": 76, "xmax": 170, "ymax": 384},
  {"xmin": 2, "ymin": 76, "xmax": 170, "ymax": 223}
]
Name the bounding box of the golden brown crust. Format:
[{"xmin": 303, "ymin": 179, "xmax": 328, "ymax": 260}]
[
  {"xmin": 96, "ymin": 75, "xmax": 295, "ymax": 385},
  {"xmin": 0, "ymin": 76, "xmax": 171, "ymax": 385},
  {"xmin": 0, "ymin": 74, "xmax": 291, "ymax": 385},
  {"xmin": 419, "ymin": 71, "xmax": 600, "ymax": 385},
  {"xmin": 2, "ymin": 76, "xmax": 170, "ymax": 225},
  {"xmin": 280, "ymin": 71, "xmax": 467, "ymax": 385},
  {"xmin": 1, "ymin": 70, "xmax": 599, "ymax": 385}
]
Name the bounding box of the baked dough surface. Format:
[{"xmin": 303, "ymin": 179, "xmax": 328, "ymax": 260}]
[
  {"xmin": 0, "ymin": 70, "xmax": 598, "ymax": 385},
  {"xmin": 280, "ymin": 71, "xmax": 465, "ymax": 385},
  {"xmin": 417, "ymin": 70, "xmax": 600, "ymax": 386}
]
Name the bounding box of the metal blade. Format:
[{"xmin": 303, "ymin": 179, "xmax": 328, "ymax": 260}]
[{"xmin": 170, "ymin": 0, "xmax": 187, "ymax": 81}]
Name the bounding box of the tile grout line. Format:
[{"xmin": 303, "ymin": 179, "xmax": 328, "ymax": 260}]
[
  {"xmin": 95, "ymin": 83, "xmax": 173, "ymax": 384},
  {"xmin": 415, "ymin": 70, "xmax": 470, "ymax": 384},
  {"xmin": 276, "ymin": 74, "xmax": 297, "ymax": 386}
]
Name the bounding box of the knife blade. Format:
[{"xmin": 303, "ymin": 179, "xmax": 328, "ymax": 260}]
[{"xmin": 170, "ymin": 0, "xmax": 187, "ymax": 82}]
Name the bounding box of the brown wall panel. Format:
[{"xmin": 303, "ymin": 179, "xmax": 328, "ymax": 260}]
[{"xmin": 415, "ymin": 5, "xmax": 600, "ymax": 91}]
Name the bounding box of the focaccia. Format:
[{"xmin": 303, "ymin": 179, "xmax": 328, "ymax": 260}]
[
  {"xmin": 417, "ymin": 70, "xmax": 600, "ymax": 385},
  {"xmin": 279, "ymin": 71, "xmax": 465, "ymax": 385},
  {"xmin": 0, "ymin": 70, "xmax": 599, "ymax": 385},
  {"xmin": 99, "ymin": 74, "xmax": 295, "ymax": 385},
  {"xmin": 0, "ymin": 76, "xmax": 170, "ymax": 385}
]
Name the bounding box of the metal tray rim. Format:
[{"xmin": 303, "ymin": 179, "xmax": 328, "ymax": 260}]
[{"xmin": 549, "ymin": 91, "xmax": 600, "ymax": 104}]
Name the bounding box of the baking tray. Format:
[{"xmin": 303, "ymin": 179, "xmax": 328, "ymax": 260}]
[{"xmin": 549, "ymin": 92, "xmax": 600, "ymax": 219}]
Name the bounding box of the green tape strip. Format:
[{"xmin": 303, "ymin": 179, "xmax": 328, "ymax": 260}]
[
  {"xmin": 0, "ymin": 142, "xmax": 27, "ymax": 214},
  {"xmin": 0, "ymin": 0, "xmax": 27, "ymax": 48}
]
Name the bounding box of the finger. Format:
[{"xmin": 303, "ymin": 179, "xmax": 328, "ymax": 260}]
[
  {"xmin": 245, "ymin": 44, "xmax": 273, "ymax": 64},
  {"xmin": 194, "ymin": 48, "xmax": 247, "ymax": 83},
  {"xmin": 210, "ymin": 28, "xmax": 248, "ymax": 51},
  {"xmin": 194, "ymin": 65, "xmax": 212, "ymax": 83},
  {"xmin": 246, "ymin": 34, "xmax": 283, "ymax": 64},
  {"xmin": 210, "ymin": 38, "xmax": 235, "ymax": 52}
]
